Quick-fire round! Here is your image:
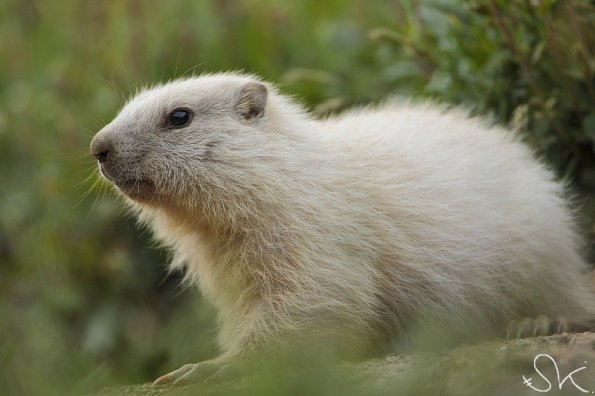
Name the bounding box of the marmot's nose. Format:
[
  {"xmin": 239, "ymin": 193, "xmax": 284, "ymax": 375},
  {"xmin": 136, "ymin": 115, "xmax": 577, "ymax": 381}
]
[{"xmin": 90, "ymin": 133, "xmax": 112, "ymax": 163}]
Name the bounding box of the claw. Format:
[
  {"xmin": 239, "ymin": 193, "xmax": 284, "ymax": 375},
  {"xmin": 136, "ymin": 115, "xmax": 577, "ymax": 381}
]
[
  {"xmin": 153, "ymin": 363, "xmax": 196, "ymax": 385},
  {"xmin": 172, "ymin": 362, "xmax": 220, "ymax": 386},
  {"xmin": 532, "ymin": 314, "xmax": 551, "ymax": 336},
  {"xmin": 553, "ymin": 316, "xmax": 569, "ymax": 334}
]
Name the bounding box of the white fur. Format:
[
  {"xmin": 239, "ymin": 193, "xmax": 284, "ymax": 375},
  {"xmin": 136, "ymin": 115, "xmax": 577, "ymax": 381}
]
[{"xmin": 93, "ymin": 72, "xmax": 595, "ymax": 362}]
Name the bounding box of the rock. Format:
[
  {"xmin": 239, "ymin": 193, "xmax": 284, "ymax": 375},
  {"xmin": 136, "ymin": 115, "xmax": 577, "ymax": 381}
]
[{"xmin": 93, "ymin": 332, "xmax": 595, "ymax": 395}]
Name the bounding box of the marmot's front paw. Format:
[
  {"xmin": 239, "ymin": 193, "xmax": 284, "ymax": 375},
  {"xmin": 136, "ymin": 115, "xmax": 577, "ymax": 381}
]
[{"xmin": 152, "ymin": 359, "xmax": 237, "ymax": 386}]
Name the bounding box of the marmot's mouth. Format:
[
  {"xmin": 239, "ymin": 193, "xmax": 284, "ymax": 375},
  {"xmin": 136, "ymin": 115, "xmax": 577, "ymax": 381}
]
[{"xmin": 115, "ymin": 179, "xmax": 157, "ymax": 201}]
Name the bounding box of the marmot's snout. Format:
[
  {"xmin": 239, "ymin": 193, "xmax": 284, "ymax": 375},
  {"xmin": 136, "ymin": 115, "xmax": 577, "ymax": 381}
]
[
  {"xmin": 90, "ymin": 129, "xmax": 118, "ymax": 183},
  {"xmin": 91, "ymin": 127, "xmax": 156, "ymax": 201},
  {"xmin": 90, "ymin": 132, "xmax": 111, "ymax": 163}
]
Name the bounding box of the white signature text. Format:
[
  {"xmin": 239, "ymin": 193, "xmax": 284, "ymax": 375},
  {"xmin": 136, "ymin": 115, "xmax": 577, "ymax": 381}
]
[{"xmin": 522, "ymin": 353, "xmax": 591, "ymax": 393}]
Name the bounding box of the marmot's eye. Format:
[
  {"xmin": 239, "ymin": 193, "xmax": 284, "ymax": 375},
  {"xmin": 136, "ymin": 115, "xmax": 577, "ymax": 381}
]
[{"xmin": 168, "ymin": 108, "xmax": 192, "ymax": 128}]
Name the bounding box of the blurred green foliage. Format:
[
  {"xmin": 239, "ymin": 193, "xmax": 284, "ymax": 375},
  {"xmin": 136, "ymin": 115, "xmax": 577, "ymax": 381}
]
[{"xmin": 0, "ymin": 0, "xmax": 594, "ymax": 395}]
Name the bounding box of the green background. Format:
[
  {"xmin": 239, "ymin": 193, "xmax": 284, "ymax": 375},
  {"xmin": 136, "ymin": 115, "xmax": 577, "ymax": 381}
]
[{"xmin": 1, "ymin": 0, "xmax": 594, "ymax": 395}]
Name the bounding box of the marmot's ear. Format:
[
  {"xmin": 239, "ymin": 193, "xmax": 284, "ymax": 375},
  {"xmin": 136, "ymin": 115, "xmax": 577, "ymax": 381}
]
[{"xmin": 234, "ymin": 82, "xmax": 267, "ymax": 121}]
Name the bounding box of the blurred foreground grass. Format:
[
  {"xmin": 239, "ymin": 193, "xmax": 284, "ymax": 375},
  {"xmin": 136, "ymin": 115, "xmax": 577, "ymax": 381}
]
[{"xmin": 0, "ymin": 0, "xmax": 594, "ymax": 395}]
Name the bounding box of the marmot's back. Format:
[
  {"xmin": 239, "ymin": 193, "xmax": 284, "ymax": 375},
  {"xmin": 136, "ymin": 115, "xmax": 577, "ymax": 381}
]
[{"xmin": 325, "ymin": 103, "xmax": 591, "ymax": 326}]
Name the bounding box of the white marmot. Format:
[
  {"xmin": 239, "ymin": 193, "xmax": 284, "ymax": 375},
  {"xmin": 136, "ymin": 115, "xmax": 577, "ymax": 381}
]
[{"xmin": 90, "ymin": 72, "xmax": 595, "ymax": 385}]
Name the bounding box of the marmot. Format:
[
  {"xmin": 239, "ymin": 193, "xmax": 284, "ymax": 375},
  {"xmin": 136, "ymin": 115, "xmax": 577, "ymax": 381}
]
[{"xmin": 90, "ymin": 72, "xmax": 595, "ymax": 385}]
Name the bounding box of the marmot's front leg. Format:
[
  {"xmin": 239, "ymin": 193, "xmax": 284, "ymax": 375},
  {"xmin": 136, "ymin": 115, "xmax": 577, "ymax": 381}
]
[{"xmin": 153, "ymin": 306, "xmax": 276, "ymax": 386}]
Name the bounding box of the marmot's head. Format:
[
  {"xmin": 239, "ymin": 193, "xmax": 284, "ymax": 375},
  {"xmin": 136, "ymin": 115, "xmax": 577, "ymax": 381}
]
[{"xmin": 90, "ymin": 74, "xmax": 280, "ymax": 213}]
